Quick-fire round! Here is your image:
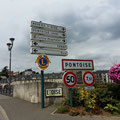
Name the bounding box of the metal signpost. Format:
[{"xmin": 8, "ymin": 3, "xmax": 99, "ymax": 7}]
[
  {"xmin": 63, "ymin": 72, "xmax": 77, "ymax": 107},
  {"xmin": 30, "ymin": 21, "xmax": 67, "ymax": 108},
  {"xmin": 35, "ymin": 54, "xmax": 50, "ymax": 108}
]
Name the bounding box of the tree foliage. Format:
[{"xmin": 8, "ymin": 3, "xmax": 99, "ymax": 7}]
[{"xmin": 0, "ymin": 66, "xmax": 9, "ymax": 78}]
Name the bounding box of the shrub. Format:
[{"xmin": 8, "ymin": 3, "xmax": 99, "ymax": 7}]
[
  {"xmin": 59, "ymin": 84, "xmax": 120, "ymax": 115},
  {"xmin": 91, "ymin": 106, "xmax": 103, "ymax": 115},
  {"xmin": 69, "ymin": 108, "xmax": 80, "ymax": 116},
  {"xmin": 56, "ymin": 105, "xmax": 69, "ymax": 114},
  {"xmin": 94, "ymin": 84, "xmax": 120, "ymax": 108},
  {"xmin": 104, "ymin": 104, "xmax": 119, "ymax": 114},
  {"xmin": 62, "ymin": 97, "xmax": 70, "ymax": 106},
  {"xmin": 72, "ymin": 88, "xmax": 81, "ymax": 107}
]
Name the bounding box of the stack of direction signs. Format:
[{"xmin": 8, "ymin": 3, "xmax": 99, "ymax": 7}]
[{"xmin": 30, "ymin": 21, "xmax": 68, "ymax": 56}]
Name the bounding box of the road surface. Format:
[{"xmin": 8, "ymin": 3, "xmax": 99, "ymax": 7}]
[{"xmin": 0, "ymin": 113, "xmax": 3, "ymax": 120}]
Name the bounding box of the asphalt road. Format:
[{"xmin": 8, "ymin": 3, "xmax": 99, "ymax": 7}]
[
  {"xmin": 0, "ymin": 94, "xmax": 120, "ymax": 120},
  {"xmin": 0, "ymin": 113, "xmax": 3, "ymax": 120}
]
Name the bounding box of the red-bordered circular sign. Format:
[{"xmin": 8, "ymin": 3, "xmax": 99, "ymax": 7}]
[
  {"xmin": 83, "ymin": 71, "xmax": 95, "ymax": 86},
  {"xmin": 63, "ymin": 72, "xmax": 77, "ymax": 88}
]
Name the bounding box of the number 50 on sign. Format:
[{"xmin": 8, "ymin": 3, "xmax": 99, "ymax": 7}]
[{"xmin": 63, "ymin": 72, "xmax": 77, "ymax": 88}]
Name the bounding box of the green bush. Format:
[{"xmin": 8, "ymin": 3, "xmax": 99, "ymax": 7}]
[
  {"xmin": 95, "ymin": 84, "xmax": 120, "ymax": 101},
  {"xmin": 72, "ymin": 88, "xmax": 81, "ymax": 107},
  {"xmin": 104, "ymin": 104, "xmax": 119, "ymax": 114},
  {"xmin": 62, "ymin": 97, "xmax": 70, "ymax": 106},
  {"xmin": 56, "ymin": 105, "xmax": 69, "ymax": 113},
  {"xmin": 60, "ymin": 84, "xmax": 120, "ymax": 115},
  {"xmin": 91, "ymin": 106, "xmax": 103, "ymax": 115},
  {"xmin": 92, "ymin": 84, "xmax": 120, "ymax": 108},
  {"xmin": 69, "ymin": 108, "xmax": 80, "ymax": 116}
]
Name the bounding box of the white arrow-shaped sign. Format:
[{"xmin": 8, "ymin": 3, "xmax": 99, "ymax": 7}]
[
  {"xmin": 31, "ymin": 21, "xmax": 66, "ymax": 32},
  {"xmin": 30, "ymin": 41, "xmax": 67, "ymax": 50},
  {"xmin": 31, "ymin": 28, "xmax": 66, "ymax": 38},
  {"xmin": 30, "ymin": 48, "xmax": 68, "ymax": 56},
  {"xmin": 31, "ymin": 34, "xmax": 67, "ymax": 44}
]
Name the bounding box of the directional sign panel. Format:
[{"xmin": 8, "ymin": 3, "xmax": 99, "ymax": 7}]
[
  {"xmin": 63, "ymin": 72, "xmax": 77, "ymax": 88},
  {"xmin": 31, "ymin": 28, "xmax": 66, "ymax": 38},
  {"xmin": 31, "ymin": 48, "xmax": 68, "ymax": 56},
  {"xmin": 31, "ymin": 21, "xmax": 66, "ymax": 32},
  {"xmin": 30, "ymin": 20, "xmax": 67, "ymax": 56},
  {"xmin": 31, "ymin": 34, "xmax": 66, "ymax": 44},
  {"xmin": 83, "ymin": 71, "xmax": 95, "ymax": 86},
  {"xmin": 30, "ymin": 41, "xmax": 67, "ymax": 50},
  {"xmin": 62, "ymin": 59, "xmax": 94, "ymax": 70}
]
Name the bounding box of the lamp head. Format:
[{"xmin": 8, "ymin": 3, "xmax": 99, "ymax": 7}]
[
  {"xmin": 7, "ymin": 43, "xmax": 12, "ymax": 47},
  {"xmin": 10, "ymin": 38, "xmax": 15, "ymax": 44},
  {"xmin": 7, "ymin": 43, "xmax": 12, "ymax": 51}
]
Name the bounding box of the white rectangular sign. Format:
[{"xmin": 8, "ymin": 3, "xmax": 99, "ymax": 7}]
[
  {"xmin": 31, "ymin": 28, "xmax": 66, "ymax": 38},
  {"xmin": 31, "ymin": 21, "xmax": 66, "ymax": 32},
  {"xmin": 31, "ymin": 34, "xmax": 67, "ymax": 44},
  {"xmin": 30, "ymin": 20, "xmax": 67, "ymax": 56},
  {"xmin": 30, "ymin": 41, "xmax": 67, "ymax": 50},
  {"xmin": 62, "ymin": 59, "xmax": 94, "ymax": 70},
  {"xmin": 31, "ymin": 48, "xmax": 68, "ymax": 56},
  {"xmin": 46, "ymin": 88, "xmax": 63, "ymax": 97}
]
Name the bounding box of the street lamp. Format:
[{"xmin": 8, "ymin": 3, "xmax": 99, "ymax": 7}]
[{"xmin": 7, "ymin": 38, "xmax": 15, "ymax": 86}]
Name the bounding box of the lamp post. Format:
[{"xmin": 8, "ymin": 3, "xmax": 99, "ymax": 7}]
[{"xmin": 7, "ymin": 38, "xmax": 15, "ymax": 87}]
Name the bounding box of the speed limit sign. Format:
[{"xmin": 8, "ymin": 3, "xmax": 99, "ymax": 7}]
[
  {"xmin": 83, "ymin": 71, "xmax": 95, "ymax": 86},
  {"xmin": 63, "ymin": 72, "xmax": 77, "ymax": 88}
]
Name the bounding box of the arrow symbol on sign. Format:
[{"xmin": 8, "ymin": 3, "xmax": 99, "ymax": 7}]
[
  {"xmin": 33, "ymin": 49, "xmax": 38, "ymax": 53},
  {"xmin": 33, "ymin": 42, "xmax": 38, "ymax": 46},
  {"xmin": 63, "ymin": 33, "xmax": 65, "ymax": 36},
  {"xmin": 62, "ymin": 40, "xmax": 65, "ymax": 43}
]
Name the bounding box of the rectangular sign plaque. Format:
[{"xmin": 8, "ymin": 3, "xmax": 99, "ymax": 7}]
[
  {"xmin": 31, "ymin": 28, "xmax": 66, "ymax": 38},
  {"xmin": 31, "ymin": 34, "xmax": 67, "ymax": 44},
  {"xmin": 31, "ymin": 48, "xmax": 68, "ymax": 56},
  {"xmin": 31, "ymin": 21, "xmax": 66, "ymax": 32},
  {"xmin": 62, "ymin": 59, "xmax": 94, "ymax": 70},
  {"xmin": 30, "ymin": 40, "xmax": 67, "ymax": 50},
  {"xmin": 46, "ymin": 88, "xmax": 63, "ymax": 97},
  {"xmin": 30, "ymin": 20, "xmax": 67, "ymax": 56}
]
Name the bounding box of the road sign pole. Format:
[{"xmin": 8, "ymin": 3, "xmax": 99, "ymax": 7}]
[
  {"xmin": 41, "ymin": 70, "xmax": 44, "ymax": 108},
  {"xmin": 69, "ymin": 88, "xmax": 73, "ymax": 108}
]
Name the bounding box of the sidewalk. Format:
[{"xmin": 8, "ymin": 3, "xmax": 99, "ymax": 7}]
[{"xmin": 0, "ymin": 94, "xmax": 120, "ymax": 120}]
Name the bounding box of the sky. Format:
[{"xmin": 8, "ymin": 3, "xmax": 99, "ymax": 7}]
[{"xmin": 0, "ymin": 0, "xmax": 120, "ymax": 73}]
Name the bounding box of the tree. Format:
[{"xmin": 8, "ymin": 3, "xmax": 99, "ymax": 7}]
[{"xmin": 1, "ymin": 66, "xmax": 9, "ymax": 78}]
